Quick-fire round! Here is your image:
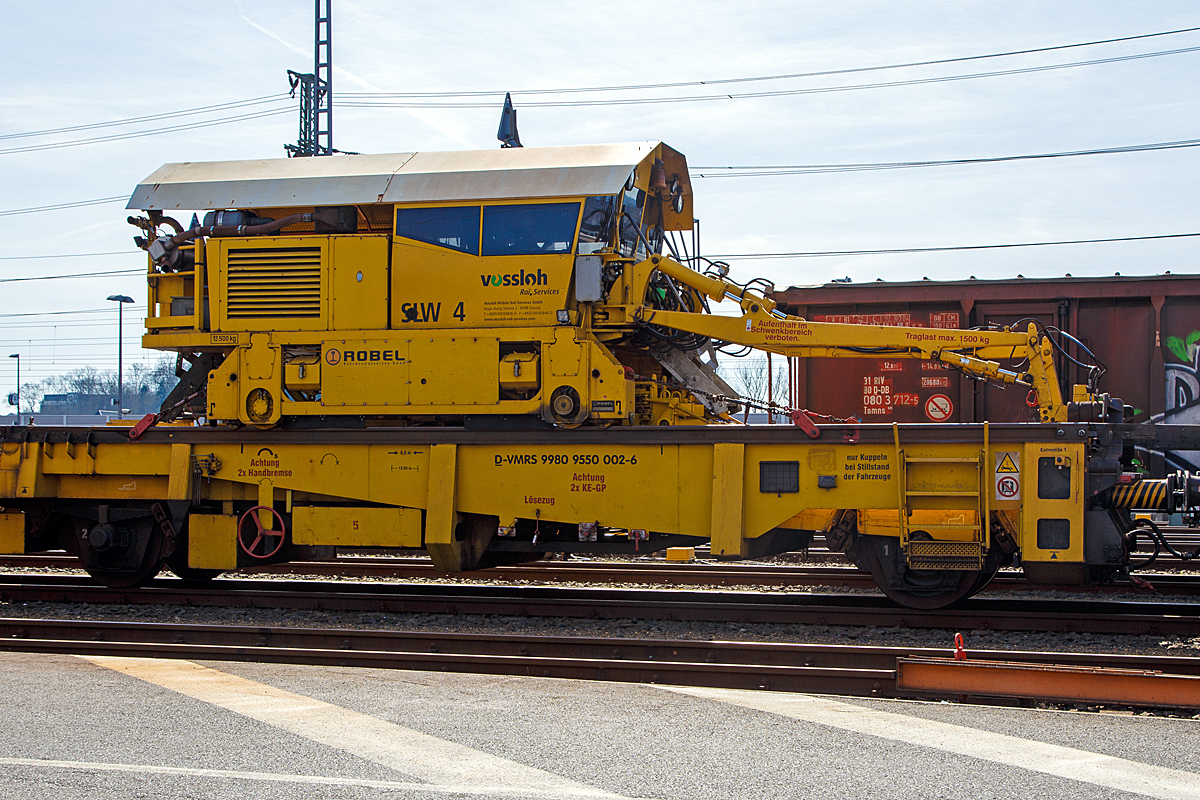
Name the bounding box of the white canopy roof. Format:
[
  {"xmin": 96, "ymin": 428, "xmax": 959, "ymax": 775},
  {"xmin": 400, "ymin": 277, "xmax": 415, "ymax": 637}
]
[{"xmin": 127, "ymin": 142, "xmax": 674, "ymax": 210}]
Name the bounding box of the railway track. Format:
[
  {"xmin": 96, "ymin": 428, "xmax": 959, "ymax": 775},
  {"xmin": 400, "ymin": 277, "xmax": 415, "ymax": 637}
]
[
  {"xmin": 1, "ymin": 617, "xmax": 1197, "ymax": 708},
  {"xmin": 2, "ymin": 553, "xmax": 1198, "ymax": 595},
  {"xmin": 1, "ymin": 574, "xmax": 1198, "ymax": 635}
]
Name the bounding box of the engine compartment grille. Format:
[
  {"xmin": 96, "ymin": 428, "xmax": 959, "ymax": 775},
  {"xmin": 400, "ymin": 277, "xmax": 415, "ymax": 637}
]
[{"xmin": 226, "ymin": 246, "xmax": 322, "ymax": 319}]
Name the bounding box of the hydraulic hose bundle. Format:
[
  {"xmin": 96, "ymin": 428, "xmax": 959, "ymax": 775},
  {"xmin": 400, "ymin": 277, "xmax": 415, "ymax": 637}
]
[{"xmin": 130, "ymin": 208, "xmax": 350, "ymax": 271}]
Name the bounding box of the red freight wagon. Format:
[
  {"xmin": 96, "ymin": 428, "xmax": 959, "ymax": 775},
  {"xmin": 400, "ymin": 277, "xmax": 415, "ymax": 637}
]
[{"xmin": 774, "ymin": 274, "xmax": 1200, "ymax": 477}]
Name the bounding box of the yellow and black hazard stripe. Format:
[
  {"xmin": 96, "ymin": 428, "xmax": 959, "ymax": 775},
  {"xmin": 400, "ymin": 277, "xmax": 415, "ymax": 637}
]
[{"xmin": 1108, "ymin": 480, "xmax": 1168, "ymax": 510}]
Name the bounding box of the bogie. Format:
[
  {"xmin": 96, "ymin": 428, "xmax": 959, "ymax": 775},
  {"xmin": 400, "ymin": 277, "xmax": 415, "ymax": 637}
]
[{"xmin": 69, "ymin": 508, "xmax": 167, "ymax": 589}]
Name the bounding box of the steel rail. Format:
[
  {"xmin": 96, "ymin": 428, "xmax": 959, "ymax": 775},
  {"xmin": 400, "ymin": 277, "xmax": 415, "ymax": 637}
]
[
  {"xmin": 2, "ymin": 617, "xmax": 1197, "ymax": 707},
  {"xmin": 259, "ymin": 559, "xmax": 1200, "ymax": 593},
  {"xmin": 0, "ymin": 617, "xmax": 896, "ymax": 696},
  {"xmin": 2, "ymin": 553, "xmax": 1198, "ymax": 592},
  {"xmin": 1, "ymin": 576, "xmax": 1198, "ymax": 635}
]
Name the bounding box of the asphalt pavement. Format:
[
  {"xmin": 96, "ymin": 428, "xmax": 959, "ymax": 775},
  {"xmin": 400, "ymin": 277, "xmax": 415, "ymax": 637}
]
[{"xmin": 0, "ymin": 651, "xmax": 1197, "ymax": 799}]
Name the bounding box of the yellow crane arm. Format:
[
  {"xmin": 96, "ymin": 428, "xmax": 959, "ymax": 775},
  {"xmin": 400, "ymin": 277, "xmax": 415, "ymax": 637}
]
[{"xmin": 626, "ymin": 255, "xmax": 1071, "ymax": 421}]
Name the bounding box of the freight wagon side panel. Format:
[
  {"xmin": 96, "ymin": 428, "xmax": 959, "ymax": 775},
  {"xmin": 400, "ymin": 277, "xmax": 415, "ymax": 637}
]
[
  {"xmin": 779, "ymin": 275, "xmax": 1200, "ymax": 478},
  {"xmin": 1161, "ymin": 296, "xmax": 1200, "ymax": 471},
  {"xmin": 792, "ymin": 306, "xmax": 966, "ymax": 424}
]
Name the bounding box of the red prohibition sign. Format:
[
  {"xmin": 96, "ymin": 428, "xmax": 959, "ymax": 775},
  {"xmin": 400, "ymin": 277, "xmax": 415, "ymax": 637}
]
[
  {"xmin": 238, "ymin": 505, "xmax": 287, "ymax": 559},
  {"xmin": 997, "ymin": 476, "xmax": 1020, "ymax": 498},
  {"xmin": 924, "ymin": 393, "xmax": 953, "ymax": 422}
]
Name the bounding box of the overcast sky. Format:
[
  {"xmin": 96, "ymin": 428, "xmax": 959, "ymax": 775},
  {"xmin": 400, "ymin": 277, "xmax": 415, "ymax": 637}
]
[{"xmin": 2, "ymin": 1, "xmax": 1198, "ymax": 398}]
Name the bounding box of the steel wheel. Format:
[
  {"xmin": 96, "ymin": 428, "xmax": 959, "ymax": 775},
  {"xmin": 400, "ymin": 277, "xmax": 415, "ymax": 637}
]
[
  {"xmin": 77, "ymin": 515, "xmax": 167, "ymax": 588},
  {"xmin": 861, "ymin": 534, "xmax": 980, "ymax": 609}
]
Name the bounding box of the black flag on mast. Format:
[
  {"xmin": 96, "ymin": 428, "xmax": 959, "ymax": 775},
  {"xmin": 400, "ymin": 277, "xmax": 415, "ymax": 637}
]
[{"xmin": 497, "ymin": 92, "xmax": 522, "ymax": 148}]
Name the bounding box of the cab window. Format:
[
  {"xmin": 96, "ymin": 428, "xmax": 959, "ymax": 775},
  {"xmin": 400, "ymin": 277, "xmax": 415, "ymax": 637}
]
[
  {"xmin": 482, "ymin": 202, "xmax": 579, "ymax": 256},
  {"xmin": 618, "ymin": 189, "xmax": 663, "ymax": 259},
  {"xmin": 579, "ymin": 195, "xmax": 618, "ymax": 244},
  {"xmin": 619, "ymin": 189, "xmax": 643, "ymax": 257},
  {"xmin": 642, "ymin": 194, "xmax": 665, "ymax": 257},
  {"xmin": 396, "ymin": 206, "xmax": 480, "ymax": 254}
]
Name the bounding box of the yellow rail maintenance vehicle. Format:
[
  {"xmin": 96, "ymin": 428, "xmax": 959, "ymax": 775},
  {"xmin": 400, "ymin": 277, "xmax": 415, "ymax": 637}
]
[{"xmin": 1, "ymin": 141, "xmax": 1196, "ymax": 608}]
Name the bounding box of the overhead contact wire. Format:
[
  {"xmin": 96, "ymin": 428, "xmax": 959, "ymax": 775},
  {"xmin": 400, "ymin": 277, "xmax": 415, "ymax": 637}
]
[
  {"xmin": 0, "ymin": 108, "xmax": 295, "ymax": 156},
  {"xmin": 0, "ymin": 253, "xmax": 130, "ymax": 261},
  {"xmin": 0, "ymin": 94, "xmax": 292, "ymax": 141},
  {"xmin": 0, "ymin": 269, "xmax": 143, "ymax": 282},
  {"xmin": 0, "ymin": 197, "xmax": 127, "ymax": 217},
  {"xmin": 339, "ymin": 46, "xmax": 1200, "ymax": 108},
  {"xmin": 709, "ymin": 232, "xmax": 1200, "ymax": 259},
  {"xmin": 693, "ymin": 137, "xmax": 1200, "ymax": 176},
  {"xmin": 339, "ymin": 26, "xmax": 1200, "ymax": 97}
]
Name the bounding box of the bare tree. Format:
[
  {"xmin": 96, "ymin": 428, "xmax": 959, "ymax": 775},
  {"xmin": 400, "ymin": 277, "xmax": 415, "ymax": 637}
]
[
  {"xmin": 719, "ymin": 355, "xmax": 789, "ymax": 416},
  {"xmin": 42, "ymin": 365, "xmax": 110, "ymax": 396},
  {"xmin": 14, "ymin": 357, "xmax": 178, "ymax": 415},
  {"xmin": 18, "ymin": 382, "xmax": 44, "ymax": 413}
]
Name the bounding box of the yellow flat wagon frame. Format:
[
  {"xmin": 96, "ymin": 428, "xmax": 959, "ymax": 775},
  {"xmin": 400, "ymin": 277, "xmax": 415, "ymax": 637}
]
[{"xmin": 0, "ymin": 422, "xmax": 1090, "ymax": 595}]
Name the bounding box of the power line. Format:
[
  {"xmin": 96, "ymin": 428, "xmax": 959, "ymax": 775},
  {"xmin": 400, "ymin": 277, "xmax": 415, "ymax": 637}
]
[
  {"xmin": 0, "ymin": 307, "xmax": 143, "ymax": 319},
  {"xmin": 340, "ymin": 46, "xmax": 1200, "ymax": 109},
  {"xmin": 341, "ymin": 26, "xmax": 1200, "ymax": 97},
  {"xmin": 693, "ymin": 137, "xmax": 1200, "ymax": 176},
  {"xmin": 0, "ymin": 253, "xmax": 130, "ymax": 261},
  {"xmin": 0, "ymin": 108, "xmax": 294, "ymax": 156},
  {"xmin": 1, "ymin": 94, "xmax": 292, "ymax": 141},
  {"xmin": 1, "ymin": 35, "xmax": 1191, "ymax": 160},
  {"xmin": 0, "ymin": 268, "xmax": 142, "ymax": 282},
  {"xmin": 0, "ymin": 196, "xmax": 127, "ymax": 217},
  {"xmin": 709, "ymin": 232, "xmax": 1200, "ymax": 259},
  {"xmin": 0, "ymin": 27, "xmax": 1193, "ymax": 161},
  {"xmin": 0, "ymin": 324, "xmax": 145, "ymax": 334},
  {"xmin": 0, "ymin": 326, "xmax": 142, "ymax": 336},
  {"xmin": 0, "ymin": 339, "xmax": 127, "ymax": 347},
  {"xmin": 0, "ymin": 317, "xmax": 146, "ymax": 327},
  {"xmin": 0, "ymin": 325, "xmax": 147, "ymax": 334},
  {"xmin": 0, "ymin": 317, "xmax": 146, "ymax": 326}
]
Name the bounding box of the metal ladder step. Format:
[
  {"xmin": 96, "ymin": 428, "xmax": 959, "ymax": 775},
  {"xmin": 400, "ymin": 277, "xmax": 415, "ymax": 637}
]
[{"xmin": 895, "ymin": 425, "xmax": 990, "ymax": 569}]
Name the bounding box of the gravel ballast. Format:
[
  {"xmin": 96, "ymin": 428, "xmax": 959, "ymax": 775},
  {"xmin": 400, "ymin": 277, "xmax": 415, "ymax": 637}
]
[
  {"xmin": 2, "ymin": 561, "xmax": 1199, "ymax": 657},
  {"xmin": 2, "ymin": 598, "xmax": 1199, "ymax": 658}
]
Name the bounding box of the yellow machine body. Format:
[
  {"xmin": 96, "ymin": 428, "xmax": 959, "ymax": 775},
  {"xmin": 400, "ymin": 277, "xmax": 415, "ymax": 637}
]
[
  {"xmin": 137, "ymin": 143, "xmax": 696, "ymax": 427},
  {"xmin": 134, "ymin": 142, "xmax": 1088, "ymax": 430}
]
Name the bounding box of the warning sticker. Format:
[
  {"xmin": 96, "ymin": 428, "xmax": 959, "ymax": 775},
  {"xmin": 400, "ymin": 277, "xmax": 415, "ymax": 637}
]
[
  {"xmin": 994, "ymin": 451, "xmax": 1021, "ymax": 500},
  {"xmin": 924, "ymin": 394, "xmax": 953, "ymax": 422},
  {"xmin": 996, "ymin": 453, "xmax": 1020, "ymax": 474}
]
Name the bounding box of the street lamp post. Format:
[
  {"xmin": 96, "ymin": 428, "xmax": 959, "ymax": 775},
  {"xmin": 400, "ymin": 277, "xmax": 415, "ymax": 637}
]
[
  {"xmin": 7, "ymin": 354, "xmax": 18, "ymax": 423},
  {"xmin": 106, "ymin": 295, "xmax": 134, "ymax": 417}
]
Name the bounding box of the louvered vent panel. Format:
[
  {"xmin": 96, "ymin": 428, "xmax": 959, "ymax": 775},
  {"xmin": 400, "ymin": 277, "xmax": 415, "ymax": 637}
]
[{"xmin": 226, "ymin": 247, "xmax": 322, "ymax": 319}]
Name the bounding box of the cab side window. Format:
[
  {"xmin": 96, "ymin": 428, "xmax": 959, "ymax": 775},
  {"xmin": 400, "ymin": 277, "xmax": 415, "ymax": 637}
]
[
  {"xmin": 396, "ymin": 206, "xmax": 480, "ymax": 254},
  {"xmin": 482, "ymin": 203, "xmax": 580, "ymax": 256}
]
